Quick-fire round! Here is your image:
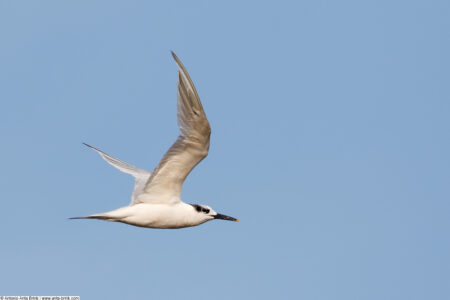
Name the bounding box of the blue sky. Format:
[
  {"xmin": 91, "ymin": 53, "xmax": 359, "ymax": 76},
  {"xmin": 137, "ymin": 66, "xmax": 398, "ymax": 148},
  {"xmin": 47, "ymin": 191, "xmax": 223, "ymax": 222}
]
[{"xmin": 0, "ymin": 0, "xmax": 449, "ymax": 299}]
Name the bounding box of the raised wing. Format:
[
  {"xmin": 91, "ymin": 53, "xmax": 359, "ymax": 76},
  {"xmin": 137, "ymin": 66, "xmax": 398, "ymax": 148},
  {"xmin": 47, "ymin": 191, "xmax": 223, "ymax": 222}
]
[
  {"xmin": 136, "ymin": 52, "xmax": 211, "ymax": 205},
  {"xmin": 83, "ymin": 143, "xmax": 151, "ymax": 205}
]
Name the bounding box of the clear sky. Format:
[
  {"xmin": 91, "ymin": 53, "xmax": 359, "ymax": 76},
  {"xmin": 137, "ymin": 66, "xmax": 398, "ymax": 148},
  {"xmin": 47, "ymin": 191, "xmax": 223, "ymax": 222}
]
[{"xmin": 0, "ymin": 0, "xmax": 449, "ymax": 299}]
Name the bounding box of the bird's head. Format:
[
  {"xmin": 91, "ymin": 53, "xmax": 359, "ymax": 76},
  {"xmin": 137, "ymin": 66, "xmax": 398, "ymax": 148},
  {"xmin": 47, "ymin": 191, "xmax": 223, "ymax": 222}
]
[{"xmin": 190, "ymin": 204, "xmax": 239, "ymax": 223}]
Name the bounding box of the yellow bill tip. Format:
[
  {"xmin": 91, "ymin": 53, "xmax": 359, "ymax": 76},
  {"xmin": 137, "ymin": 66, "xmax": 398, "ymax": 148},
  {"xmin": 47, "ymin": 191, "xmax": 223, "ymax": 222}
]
[{"xmin": 235, "ymin": 219, "xmax": 240, "ymax": 222}]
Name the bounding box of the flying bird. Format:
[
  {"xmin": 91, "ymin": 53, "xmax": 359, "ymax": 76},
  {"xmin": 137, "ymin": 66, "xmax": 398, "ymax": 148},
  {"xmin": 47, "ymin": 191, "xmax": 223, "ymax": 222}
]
[{"xmin": 71, "ymin": 52, "xmax": 239, "ymax": 228}]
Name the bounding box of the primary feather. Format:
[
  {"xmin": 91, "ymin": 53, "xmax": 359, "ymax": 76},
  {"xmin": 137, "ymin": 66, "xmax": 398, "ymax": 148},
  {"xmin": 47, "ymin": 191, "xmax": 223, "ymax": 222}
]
[
  {"xmin": 136, "ymin": 52, "xmax": 211, "ymax": 205},
  {"xmin": 83, "ymin": 143, "xmax": 151, "ymax": 205}
]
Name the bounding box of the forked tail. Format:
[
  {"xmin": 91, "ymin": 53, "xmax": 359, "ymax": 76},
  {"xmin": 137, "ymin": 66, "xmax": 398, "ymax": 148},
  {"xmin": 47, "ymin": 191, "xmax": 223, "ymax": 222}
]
[{"xmin": 69, "ymin": 215, "xmax": 112, "ymax": 220}]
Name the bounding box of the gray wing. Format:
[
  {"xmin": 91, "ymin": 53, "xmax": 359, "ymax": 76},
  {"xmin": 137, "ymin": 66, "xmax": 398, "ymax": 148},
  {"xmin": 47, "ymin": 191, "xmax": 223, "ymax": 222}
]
[
  {"xmin": 83, "ymin": 143, "xmax": 151, "ymax": 205},
  {"xmin": 136, "ymin": 52, "xmax": 211, "ymax": 205}
]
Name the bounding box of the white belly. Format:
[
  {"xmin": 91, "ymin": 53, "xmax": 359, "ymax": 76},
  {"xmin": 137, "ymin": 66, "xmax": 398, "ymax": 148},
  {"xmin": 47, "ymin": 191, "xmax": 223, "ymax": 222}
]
[{"xmin": 108, "ymin": 203, "xmax": 208, "ymax": 229}]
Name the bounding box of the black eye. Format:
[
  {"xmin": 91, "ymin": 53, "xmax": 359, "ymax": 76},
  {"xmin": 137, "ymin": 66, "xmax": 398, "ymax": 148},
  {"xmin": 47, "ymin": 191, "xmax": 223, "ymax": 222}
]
[
  {"xmin": 204, "ymin": 209, "xmax": 210, "ymax": 214},
  {"xmin": 195, "ymin": 206, "xmax": 201, "ymax": 212}
]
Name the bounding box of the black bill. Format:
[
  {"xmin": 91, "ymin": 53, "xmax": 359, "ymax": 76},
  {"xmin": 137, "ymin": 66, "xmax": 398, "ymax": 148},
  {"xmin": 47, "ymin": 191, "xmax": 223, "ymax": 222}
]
[{"xmin": 214, "ymin": 213, "xmax": 240, "ymax": 222}]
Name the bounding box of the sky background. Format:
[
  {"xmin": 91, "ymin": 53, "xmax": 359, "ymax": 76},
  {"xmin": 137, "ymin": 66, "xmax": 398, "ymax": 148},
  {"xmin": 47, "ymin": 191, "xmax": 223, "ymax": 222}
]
[{"xmin": 0, "ymin": 0, "xmax": 449, "ymax": 299}]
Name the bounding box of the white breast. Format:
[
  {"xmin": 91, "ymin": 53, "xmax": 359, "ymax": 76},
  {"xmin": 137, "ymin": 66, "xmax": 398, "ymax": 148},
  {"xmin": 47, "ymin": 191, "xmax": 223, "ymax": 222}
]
[{"xmin": 114, "ymin": 203, "xmax": 209, "ymax": 229}]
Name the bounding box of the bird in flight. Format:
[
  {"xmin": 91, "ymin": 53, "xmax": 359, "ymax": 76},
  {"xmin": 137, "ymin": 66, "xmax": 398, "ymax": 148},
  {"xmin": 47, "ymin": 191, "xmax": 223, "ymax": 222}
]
[{"xmin": 71, "ymin": 52, "xmax": 239, "ymax": 229}]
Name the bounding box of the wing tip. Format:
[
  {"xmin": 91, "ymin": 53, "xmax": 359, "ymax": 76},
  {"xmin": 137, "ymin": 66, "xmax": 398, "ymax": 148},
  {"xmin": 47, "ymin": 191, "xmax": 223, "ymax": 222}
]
[
  {"xmin": 171, "ymin": 51, "xmax": 186, "ymax": 72},
  {"xmin": 82, "ymin": 142, "xmax": 102, "ymax": 152},
  {"xmin": 171, "ymin": 50, "xmax": 178, "ymax": 62}
]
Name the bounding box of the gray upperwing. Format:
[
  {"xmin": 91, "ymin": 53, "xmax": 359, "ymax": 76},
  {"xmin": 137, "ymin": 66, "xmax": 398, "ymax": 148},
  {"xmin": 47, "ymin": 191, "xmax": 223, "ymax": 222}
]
[
  {"xmin": 83, "ymin": 143, "xmax": 151, "ymax": 205},
  {"xmin": 137, "ymin": 52, "xmax": 211, "ymax": 205}
]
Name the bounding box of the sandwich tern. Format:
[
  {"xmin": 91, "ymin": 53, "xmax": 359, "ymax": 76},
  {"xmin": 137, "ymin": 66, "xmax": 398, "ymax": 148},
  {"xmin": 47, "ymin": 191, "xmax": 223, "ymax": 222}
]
[{"xmin": 71, "ymin": 52, "xmax": 239, "ymax": 229}]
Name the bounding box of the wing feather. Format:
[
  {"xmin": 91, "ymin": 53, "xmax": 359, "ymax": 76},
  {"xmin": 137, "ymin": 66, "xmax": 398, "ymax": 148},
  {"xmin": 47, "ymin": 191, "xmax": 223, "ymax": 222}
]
[
  {"xmin": 83, "ymin": 143, "xmax": 151, "ymax": 205},
  {"xmin": 137, "ymin": 52, "xmax": 211, "ymax": 205}
]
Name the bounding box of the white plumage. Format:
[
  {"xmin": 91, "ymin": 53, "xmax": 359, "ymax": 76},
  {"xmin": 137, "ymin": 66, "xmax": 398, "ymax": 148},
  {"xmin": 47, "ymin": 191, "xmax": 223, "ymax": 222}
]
[{"xmin": 71, "ymin": 52, "xmax": 238, "ymax": 229}]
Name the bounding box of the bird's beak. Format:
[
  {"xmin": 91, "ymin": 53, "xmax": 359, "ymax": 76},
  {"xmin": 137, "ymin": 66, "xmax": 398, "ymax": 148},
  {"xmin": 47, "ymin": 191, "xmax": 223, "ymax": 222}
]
[{"xmin": 214, "ymin": 213, "xmax": 240, "ymax": 222}]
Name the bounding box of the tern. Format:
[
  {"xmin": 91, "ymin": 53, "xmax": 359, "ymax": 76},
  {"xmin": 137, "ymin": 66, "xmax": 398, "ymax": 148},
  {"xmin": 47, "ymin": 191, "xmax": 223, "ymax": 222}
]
[{"xmin": 71, "ymin": 52, "xmax": 239, "ymax": 229}]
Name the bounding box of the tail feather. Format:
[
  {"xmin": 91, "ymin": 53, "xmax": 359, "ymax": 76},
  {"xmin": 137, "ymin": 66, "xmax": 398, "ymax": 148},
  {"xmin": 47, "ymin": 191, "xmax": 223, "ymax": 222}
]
[{"xmin": 69, "ymin": 215, "xmax": 112, "ymax": 220}]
